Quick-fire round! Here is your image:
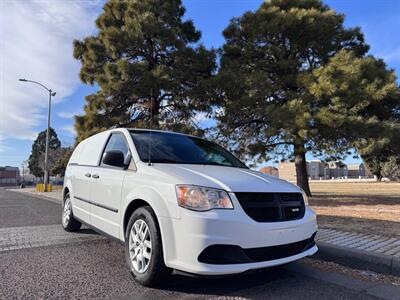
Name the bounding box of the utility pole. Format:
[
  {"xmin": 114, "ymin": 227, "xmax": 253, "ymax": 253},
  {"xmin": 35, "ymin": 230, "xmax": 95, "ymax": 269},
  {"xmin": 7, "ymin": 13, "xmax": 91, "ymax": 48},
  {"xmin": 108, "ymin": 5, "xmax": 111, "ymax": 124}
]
[
  {"xmin": 19, "ymin": 79, "xmax": 56, "ymax": 192},
  {"xmin": 21, "ymin": 162, "xmax": 25, "ymax": 187}
]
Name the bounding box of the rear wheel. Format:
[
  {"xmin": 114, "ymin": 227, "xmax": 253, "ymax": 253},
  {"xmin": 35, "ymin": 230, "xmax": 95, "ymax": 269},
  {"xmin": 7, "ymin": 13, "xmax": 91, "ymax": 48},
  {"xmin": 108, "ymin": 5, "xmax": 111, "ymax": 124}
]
[
  {"xmin": 125, "ymin": 206, "xmax": 171, "ymax": 286},
  {"xmin": 62, "ymin": 192, "xmax": 81, "ymax": 232}
]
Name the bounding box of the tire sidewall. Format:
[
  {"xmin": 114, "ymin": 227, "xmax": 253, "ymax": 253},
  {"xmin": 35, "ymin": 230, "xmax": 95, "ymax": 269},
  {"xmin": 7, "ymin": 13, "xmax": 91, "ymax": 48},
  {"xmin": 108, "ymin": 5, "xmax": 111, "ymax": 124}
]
[
  {"xmin": 62, "ymin": 192, "xmax": 81, "ymax": 232},
  {"xmin": 125, "ymin": 206, "xmax": 164, "ymax": 285},
  {"xmin": 62, "ymin": 193, "xmax": 72, "ymax": 229}
]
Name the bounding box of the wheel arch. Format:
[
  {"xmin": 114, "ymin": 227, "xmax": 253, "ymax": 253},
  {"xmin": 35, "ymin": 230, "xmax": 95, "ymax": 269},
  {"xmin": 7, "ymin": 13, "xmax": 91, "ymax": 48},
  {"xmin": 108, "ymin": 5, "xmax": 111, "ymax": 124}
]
[
  {"xmin": 123, "ymin": 199, "xmax": 154, "ymax": 235},
  {"xmin": 62, "ymin": 186, "xmax": 70, "ymax": 204},
  {"xmin": 122, "ymin": 195, "xmax": 176, "ymax": 268}
]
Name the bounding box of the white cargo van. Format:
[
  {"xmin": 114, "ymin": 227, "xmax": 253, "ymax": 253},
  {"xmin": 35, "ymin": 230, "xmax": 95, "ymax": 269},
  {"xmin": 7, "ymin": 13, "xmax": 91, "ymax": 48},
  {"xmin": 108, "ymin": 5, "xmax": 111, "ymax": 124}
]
[{"xmin": 62, "ymin": 128, "xmax": 317, "ymax": 286}]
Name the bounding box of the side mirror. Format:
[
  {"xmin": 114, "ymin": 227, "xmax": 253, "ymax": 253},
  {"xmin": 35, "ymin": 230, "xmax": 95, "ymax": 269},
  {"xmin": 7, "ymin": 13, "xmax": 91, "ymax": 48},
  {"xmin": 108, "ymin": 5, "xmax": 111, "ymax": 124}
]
[{"xmin": 102, "ymin": 150, "xmax": 126, "ymax": 168}]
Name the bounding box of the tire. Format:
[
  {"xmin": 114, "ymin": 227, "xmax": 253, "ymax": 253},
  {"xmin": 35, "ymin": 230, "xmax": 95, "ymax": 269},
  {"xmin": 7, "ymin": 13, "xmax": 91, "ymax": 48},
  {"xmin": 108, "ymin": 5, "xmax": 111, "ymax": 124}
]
[
  {"xmin": 125, "ymin": 206, "xmax": 171, "ymax": 287},
  {"xmin": 62, "ymin": 192, "xmax": 81, "ymax": 232}
]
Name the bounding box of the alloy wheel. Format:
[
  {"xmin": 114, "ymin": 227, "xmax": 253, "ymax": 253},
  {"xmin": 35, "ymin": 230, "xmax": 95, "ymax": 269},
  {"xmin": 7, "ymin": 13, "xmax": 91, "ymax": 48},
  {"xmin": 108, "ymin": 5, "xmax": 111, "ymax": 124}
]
[
  {"xmin": 62, "ymin": 197, "xmax": 72, "ymax": 227},
  {"xmin": 129, "ymin": 219, "xmax": 152, "ymax": 273}
]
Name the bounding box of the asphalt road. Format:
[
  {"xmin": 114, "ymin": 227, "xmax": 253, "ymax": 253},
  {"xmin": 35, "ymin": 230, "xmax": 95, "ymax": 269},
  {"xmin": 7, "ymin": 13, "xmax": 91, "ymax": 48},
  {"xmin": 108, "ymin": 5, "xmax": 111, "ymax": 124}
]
[
  {"xmin": 0, "ymin": 188, "xmax": 397, "ymax": 299},
  {"xmin": 0, "ymin": 188, "xmax": 60, "ymax": 228}
]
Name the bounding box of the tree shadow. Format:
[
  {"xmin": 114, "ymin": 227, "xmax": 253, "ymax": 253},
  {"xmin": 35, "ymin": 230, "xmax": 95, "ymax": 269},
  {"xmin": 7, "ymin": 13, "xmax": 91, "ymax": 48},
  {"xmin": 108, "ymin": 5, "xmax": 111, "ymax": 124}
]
[
  {"xmin": 153, "ymin": 266, "xmax": 292, "ymax": 296},
  {"xmin": 310, "ymin": 194, "xmax": 400, "ymax": 207},
  {"xmin": 76, "ymin": 228, "xmax": 98, "ymax": 235}
]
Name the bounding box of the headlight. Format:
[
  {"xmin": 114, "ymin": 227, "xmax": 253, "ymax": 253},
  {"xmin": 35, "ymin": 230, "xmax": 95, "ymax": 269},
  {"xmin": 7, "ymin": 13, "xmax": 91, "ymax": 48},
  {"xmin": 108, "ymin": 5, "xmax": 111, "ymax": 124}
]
[
  {"xmin": 300, "ymin": 189, "xmax": 309, "ymax": 205},
  {"xmin": 176, "ymin": 185, "xmax": 233, "ymax": 211}
]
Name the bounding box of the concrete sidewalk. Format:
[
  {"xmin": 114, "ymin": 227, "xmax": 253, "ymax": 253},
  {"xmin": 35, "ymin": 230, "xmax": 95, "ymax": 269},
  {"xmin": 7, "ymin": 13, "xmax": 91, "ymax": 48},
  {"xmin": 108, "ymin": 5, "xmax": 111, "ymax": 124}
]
[{"xmin": 316, "ymin": 228, "xmax": 400, "ymax": 276}]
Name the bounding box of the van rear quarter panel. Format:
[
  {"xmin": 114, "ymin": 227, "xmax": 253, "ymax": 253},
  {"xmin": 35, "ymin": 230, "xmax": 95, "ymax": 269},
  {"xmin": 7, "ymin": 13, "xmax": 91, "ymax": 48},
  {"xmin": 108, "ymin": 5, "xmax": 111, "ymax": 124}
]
[
  {"xmin": 64, "ymin": 140, "xmax": 87, "ymax": 200},
  {"xmin": 64, "ymin": 132, "xmax": 109, "ymax": 221},
  {"xmin": 64, "ymin": 132, "xmax": 109, "ymax": 193},
  {"xmin": 78, "ymin": 132, "xmax": 109, "ymax": 166}
]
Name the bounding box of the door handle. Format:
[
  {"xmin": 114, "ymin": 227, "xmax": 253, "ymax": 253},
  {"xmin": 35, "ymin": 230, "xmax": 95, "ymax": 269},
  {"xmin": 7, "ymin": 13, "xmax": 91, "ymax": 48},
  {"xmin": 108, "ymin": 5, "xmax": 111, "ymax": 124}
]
[
  {"xmin": 92, "ymin": 174, "xmax": 100, "ymax": 179},
  {"xmin": 84, "ymin": 173, "xmax": 91, "ymax": 178}
]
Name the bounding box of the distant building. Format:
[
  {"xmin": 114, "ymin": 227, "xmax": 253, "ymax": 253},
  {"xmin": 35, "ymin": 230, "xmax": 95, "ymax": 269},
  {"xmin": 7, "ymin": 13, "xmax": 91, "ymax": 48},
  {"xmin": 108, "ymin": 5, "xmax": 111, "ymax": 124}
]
[
  {"xmin": 0, "ymin": 166, "xmax": 20, "ymax": 186},
  {"xmin": 277, "ymin": 160, "xmax": 372, "ymax": 181},
  {"xmin": 364, "ymin": 163, "xmax": 372, "ymax": 177},
  {"xmin": 327, "ymin": 162, "xmax": 347, "ymax": 178},
  {"xmin": 346, "ymin": 163, "xmax": 367, "ymax": 178},
  {"xmin": 278, "ymin": 162, "xmax": 298, "ymax": 182},
  {"xmin": 259, "ymin": 166, "xmax": 279, "ymax": 177},
  {"xmin": 359, "ymin": 163, "xmax": 367, "ymax": 177},
  {"xmin": 308, "ymin": 160, "xmax": 328, "ymax": 180},
  {"xmin": 347, "ymin": 163, "xmax": 362, "ymax": 178},
  {"xmin": 279, "ymin": 160, "xmax": 326, "ymax": 181}
]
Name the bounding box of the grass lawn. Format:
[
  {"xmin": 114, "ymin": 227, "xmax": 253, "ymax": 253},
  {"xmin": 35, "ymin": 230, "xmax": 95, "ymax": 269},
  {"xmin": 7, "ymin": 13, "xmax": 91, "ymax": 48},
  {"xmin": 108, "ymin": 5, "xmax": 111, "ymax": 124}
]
[{"xmin": 309, "ymin": 182, "xmax": 400, "ymax": 238}]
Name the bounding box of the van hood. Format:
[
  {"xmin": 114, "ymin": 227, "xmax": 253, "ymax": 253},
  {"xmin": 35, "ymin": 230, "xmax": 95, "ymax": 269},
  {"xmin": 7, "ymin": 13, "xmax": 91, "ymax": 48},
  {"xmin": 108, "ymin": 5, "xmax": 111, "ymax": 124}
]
[{"xmin": 151, "ymin": 164, "xmax": 299, "ymax": 193}]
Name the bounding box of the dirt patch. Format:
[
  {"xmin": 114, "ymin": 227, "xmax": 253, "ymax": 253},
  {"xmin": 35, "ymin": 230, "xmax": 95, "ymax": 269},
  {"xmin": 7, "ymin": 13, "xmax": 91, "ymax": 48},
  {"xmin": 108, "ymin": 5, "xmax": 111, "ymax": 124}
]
[
  {"xmin": 316, "ymin": 215, "xmax": 400, "ymax": 238},
  {"xmin": 309, "ymin": 182, "xmax": 400, "ymax": 237},
  {"xmin": 302, "ymin": 257, "xmax": 400, "ymax": 286}
]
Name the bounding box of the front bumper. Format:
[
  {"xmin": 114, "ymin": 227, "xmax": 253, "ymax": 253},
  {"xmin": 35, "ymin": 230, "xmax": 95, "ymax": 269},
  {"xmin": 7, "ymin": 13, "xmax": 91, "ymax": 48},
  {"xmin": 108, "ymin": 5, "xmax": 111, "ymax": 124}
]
[{"xmin": 159, "ymin": 202, "xmax": 318, "ymax": 275}]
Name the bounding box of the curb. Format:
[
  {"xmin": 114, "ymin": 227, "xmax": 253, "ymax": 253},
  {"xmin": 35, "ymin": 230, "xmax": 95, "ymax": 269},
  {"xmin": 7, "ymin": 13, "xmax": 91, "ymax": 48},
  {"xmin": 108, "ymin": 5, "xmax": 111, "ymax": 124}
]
[{"xmin": 316, "ymin": 241, "xmax": 400, "ymax": 276}]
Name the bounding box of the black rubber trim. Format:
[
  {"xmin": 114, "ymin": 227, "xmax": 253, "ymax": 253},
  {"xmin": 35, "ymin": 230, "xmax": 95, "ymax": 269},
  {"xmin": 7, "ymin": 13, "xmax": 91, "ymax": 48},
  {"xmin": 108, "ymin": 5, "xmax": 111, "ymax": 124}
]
[
  {"xmin": 198, "ymin": 232, "xmax": 317, "ymax": 265},
  {"xmin": 74, "ymin": 196, "xmax": 118, "ymax": 213},
  {"xmin": 74, "ymin": 195, "xmax": 90, "ymax": 203}
]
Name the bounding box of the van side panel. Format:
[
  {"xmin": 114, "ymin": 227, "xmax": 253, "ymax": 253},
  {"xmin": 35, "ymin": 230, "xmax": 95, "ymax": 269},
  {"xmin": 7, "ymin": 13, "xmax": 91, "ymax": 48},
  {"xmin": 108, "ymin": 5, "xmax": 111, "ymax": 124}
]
[
  {"xmin": 68, "ymin": 141, "xmax": 86, "ymax": 165},
  {"xmin": 66, "ymin": 140, "xmax": 91, "ymax": 224},
  {"xmin": 78, "ymin": 132, "xmax": 109, "ymax": 166}
]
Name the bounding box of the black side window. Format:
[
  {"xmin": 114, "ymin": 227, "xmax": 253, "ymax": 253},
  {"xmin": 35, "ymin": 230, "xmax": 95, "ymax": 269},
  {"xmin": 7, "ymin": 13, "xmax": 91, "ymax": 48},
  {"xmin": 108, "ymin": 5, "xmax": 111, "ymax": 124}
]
[{"xmin": 101, "ymin": 133, "xmax": 129, "ymax": 166}]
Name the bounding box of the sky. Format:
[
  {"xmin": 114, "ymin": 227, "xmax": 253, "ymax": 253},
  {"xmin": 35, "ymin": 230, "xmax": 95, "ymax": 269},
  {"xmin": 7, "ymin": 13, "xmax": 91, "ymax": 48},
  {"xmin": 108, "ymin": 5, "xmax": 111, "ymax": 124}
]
[{"xmin": 1, "ymin": 0, "xmax": 399, "ymax": 168}]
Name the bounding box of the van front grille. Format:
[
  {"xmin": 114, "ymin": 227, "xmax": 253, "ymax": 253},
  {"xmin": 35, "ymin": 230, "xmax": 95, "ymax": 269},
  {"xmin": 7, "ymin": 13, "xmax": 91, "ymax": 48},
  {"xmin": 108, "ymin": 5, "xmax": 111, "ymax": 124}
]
[{"xmin": 235, "ymin": 192, "xmax": 305, "ymax": 222}]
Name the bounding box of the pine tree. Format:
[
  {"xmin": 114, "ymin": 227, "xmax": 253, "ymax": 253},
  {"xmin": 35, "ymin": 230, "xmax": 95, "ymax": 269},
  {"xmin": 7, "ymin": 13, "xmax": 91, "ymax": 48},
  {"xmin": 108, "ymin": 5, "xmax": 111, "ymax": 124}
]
[
  {"xmin": 382, "ymin": 156, "xmax": 400, "ymax": 181},
  {"xmin": 73, "ymin": 0, "xmax": 216, "ymax": 142},
  {"xmin": 216, "ymin": 0, "xmax": 400, "ymax": 195},
  {"xmin": 51, "ymin": 147, "xmax": 73, "ymax": 177},
  {"xmin": 28, "ymin": 128, "xmax": 61, "ymax": 179}
]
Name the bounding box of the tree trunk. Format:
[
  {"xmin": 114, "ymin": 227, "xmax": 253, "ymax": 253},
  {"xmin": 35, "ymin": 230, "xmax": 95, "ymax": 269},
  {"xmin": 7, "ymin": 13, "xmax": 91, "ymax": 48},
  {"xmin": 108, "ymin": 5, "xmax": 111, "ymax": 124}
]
[
  {"xmin": 376, "ymin": 173, "xmax": 382, "ymax": 182},
  {"xmin": 147, "ymin": 93, "xmax": 160, "ymax": 129},
  {"xmin": 294, "ymin": 145, "xmax": 312, "ymax": 197}
]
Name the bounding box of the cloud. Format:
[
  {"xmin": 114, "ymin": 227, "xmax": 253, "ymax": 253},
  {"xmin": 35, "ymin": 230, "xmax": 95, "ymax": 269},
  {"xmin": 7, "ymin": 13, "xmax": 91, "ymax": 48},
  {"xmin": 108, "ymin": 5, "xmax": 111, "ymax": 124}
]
[
  {"xmin": 0, "ymin": 137, "xmax": 8, "ymax": 153},
  {"xmin": 0, "ymin": 0, "xmax": 100, "ymax": 142},
  {"xmin": 58, "ymin": 109, "xmax": 82, "ymax": 119},
  {"xmin": 61, "ymin": 125, "xmax": 76, "ymax": 137}
]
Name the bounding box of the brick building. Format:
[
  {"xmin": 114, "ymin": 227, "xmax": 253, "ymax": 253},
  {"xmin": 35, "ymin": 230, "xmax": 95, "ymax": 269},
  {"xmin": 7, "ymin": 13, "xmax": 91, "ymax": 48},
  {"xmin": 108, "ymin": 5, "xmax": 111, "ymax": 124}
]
[
  {"xmin": 259, "ymin": 166, "xmax": 279, "ymax": 177},
  {"xmin": 0, "ymin": 166, "xmax": 20, "ymax": 186}
]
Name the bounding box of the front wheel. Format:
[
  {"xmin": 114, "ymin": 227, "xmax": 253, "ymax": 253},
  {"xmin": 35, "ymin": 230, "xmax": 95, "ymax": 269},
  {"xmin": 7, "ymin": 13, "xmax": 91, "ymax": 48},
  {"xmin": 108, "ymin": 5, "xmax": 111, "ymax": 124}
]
[
  {"xmin": 125, "ymin": 206, "xmax": 171, "ymax": 287},
  {"xmin": 62, "ymin": 192, "xmax": 81, "ymax": 232}
]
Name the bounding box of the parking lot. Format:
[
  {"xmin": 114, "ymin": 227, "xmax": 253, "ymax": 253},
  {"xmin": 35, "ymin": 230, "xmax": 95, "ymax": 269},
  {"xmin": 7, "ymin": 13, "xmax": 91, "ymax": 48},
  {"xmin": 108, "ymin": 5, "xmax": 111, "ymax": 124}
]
[{"xmin": 0, "ymin": 189, "xmax": 398, "ymax": 299}]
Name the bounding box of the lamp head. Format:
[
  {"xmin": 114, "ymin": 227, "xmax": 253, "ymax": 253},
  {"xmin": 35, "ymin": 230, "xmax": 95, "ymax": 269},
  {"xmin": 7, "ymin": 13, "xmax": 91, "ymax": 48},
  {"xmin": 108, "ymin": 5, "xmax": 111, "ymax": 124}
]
[{"xmin": 19, "ymin": 78, "xmax": 27, "ymax": 82}]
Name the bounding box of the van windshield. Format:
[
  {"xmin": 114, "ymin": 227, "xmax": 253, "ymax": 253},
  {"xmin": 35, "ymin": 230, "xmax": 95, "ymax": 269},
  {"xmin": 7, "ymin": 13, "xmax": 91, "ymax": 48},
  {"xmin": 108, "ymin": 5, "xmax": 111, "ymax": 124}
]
[{"xmin": 129, "ymin": 130, "xmax": 247, "ymax": 169}]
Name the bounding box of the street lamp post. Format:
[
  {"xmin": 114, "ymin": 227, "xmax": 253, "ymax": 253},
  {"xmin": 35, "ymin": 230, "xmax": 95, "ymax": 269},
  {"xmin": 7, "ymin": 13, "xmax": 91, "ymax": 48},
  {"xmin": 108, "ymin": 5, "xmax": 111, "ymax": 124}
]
[
  {"xmin": 21, "ymin": 162, "xmax": 24, "ymax": 187},
  {"xmin": 19, "ymin": 78, "xmax": 56, "ymax": 192}
]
